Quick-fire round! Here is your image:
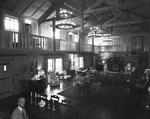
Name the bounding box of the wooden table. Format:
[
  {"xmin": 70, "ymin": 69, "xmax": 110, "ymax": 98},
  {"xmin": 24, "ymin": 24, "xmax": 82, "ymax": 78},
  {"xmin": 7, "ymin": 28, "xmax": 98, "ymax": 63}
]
[{"xmin": 26, "ymin": 100, "xmax": 77, "ymax": 119}]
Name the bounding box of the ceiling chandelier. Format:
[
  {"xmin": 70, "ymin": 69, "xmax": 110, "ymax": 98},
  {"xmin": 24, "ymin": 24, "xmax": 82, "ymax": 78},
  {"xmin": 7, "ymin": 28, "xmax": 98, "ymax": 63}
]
[
  {"xmin": 88, "ymin": 26, "xmax": 112, "ymax": 38},
  {"xmin": 88, "ymin": 27, "xmax": 101, "ymax": 38},
  {"xmin": 88, "ymin": 31, "xmax": 101, "ymax": 38},
  {"xmin": 56, "ymin": 20, "xmax": 76, "ymax": 29},
  {"xmin": 59, "ymin": 9, "xmax": 73, "ymax": 18},
  {"xmin": 56, "ymin": 9, "xmax": 76, "ymax": 30}
]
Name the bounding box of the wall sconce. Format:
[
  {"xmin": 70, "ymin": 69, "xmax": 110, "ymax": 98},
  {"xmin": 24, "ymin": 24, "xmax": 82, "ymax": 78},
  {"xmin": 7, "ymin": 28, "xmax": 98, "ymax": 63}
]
[{"xmin": 25, "ymin": 19, "xmax": 32, "ymax": 24}]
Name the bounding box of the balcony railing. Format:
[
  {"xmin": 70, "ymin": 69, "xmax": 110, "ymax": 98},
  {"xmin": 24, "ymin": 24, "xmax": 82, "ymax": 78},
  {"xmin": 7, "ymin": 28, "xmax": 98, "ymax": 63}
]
[
  {"xmin": 0, "ymin": 30, "xmax": 94, "ymax": 53},
  {"xmin": 1, "ymin": 30, "xmax": 54, "ymax": 51},
  {"xmin": 80, "ymin": 43, "xmax": 93, "ymax": 52},
  {"xmin": 55, "ymin": 39, "xmax": 79, "ymax": 52}
]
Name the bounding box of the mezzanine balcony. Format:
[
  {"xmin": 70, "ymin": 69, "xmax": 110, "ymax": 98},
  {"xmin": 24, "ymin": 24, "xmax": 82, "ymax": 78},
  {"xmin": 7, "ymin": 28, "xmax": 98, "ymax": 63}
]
[{"xmin": 0, "ymin": 30, "xmax": 96, "ymax": 54}]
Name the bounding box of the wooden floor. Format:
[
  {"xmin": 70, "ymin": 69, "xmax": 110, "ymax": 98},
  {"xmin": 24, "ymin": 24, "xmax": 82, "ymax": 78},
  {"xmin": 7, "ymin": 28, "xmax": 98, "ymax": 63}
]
[{"xmin": 0, "ymin": 79, "xmax": 148, "ymax": 119}]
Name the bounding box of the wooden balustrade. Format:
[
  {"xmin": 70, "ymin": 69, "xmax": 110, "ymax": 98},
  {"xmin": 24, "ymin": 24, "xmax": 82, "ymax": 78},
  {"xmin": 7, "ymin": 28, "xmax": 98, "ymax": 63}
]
[
  {"xmin": 0, "ymin": 30, "xmax": 53, "ymax": 51},
  {"xmin": 80, "ymin": 43, "xmax": 93, "ymax": 52},
  {"xmin": 55, "ymin": 39, "xmax": 79, "ymax": 52},
  {"xmin": 0, "ymin": 30, "xmax": 95, "ymax": 53}
]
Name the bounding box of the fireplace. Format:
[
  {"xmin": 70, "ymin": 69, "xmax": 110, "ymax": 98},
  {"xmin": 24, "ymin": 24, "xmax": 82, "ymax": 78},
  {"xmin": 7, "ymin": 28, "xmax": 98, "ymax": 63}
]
[
  {"xmin": 113, "ymin": 64, "xmax": 119, "ymax": 71},
  {"xmin": 107, "ymin": 57, "xmax": 125, "ymax": 72}
]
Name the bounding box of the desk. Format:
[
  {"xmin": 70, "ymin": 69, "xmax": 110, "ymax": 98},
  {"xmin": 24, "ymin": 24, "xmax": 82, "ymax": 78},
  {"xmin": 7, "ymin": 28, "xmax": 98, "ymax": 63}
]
[{"xmin": 26, "ymin": 100, "xmax": 77, "ymax": 119}]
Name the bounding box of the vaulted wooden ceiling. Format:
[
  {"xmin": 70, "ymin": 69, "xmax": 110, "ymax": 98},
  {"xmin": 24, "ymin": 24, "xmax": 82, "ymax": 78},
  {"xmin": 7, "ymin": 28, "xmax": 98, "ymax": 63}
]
[{"xmin": 2, "ymin": 0, "xmax": 150, "ymax": 36}]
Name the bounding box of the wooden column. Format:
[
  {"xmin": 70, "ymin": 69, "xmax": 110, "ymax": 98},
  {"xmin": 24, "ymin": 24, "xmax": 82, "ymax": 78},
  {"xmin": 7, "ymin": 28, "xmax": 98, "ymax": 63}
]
[
  {"xmin": 78, "ymin": 30, "xmax": 80, "ymax": 52},
  {"xmin": 0, "ymin": 1, "xmax": 2, "ymax": 48},
  {"xmin": 92, "ymin": 37, "xmax": 94, "ymax": 53},
  {"xmin": 52, "ymin": 18, "xmax": 56, "ymax": 52}
]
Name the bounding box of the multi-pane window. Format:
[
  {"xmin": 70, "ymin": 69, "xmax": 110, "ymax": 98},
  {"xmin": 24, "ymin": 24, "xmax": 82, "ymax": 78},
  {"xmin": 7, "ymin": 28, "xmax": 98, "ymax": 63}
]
[
  {"xmin": 47, "ymin": 58, "xmax": 63, "ymax": 73},
  {"xmin": 71, "ymin": 55, "xmax": 84, "ymax": 69},
  {"xmin": 47, "ymin": 59, "xmax": 55, "ymax": 72},
  {"xmin": 55, "ymin": 58, "xmax": 63, "ymax": 73},
  {"xmin": 132, "ymin": 36, "xmax": 143, "ymax": 51},
  {"xmin": 4, "ymin": 16, "xmax": 19, "ymax": 32}
]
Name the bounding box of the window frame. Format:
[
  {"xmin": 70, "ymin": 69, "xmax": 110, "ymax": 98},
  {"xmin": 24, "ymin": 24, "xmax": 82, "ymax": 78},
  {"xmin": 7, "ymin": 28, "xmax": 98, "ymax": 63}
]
[
  {"xmin": 4, "ymin": 15, "xmax": 20, "ymax": 32},
  {"xmin": 132, "ymin": 36, "xmax": 144, "ymax": 51}
]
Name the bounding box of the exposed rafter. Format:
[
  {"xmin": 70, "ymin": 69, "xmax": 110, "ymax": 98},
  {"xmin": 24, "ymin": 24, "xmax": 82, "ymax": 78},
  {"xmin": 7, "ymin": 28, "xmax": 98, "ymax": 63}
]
[
  {"xmin": 30, "ymin": 0, "xmax": 47, "ymax": 18},
  {"xmin": 11, "ymin": 0, "xmax": 24, "ymax": 11},
  {"xmin": 21, "ymin": 0, "xmax": 35, "ymax": 15},
  {"xmin": 105, "ymin": 19, "xmax": 150, "ymax": 27},
  {"xmin": 48, "ymin": 0, "xmax": 79, "ymax": 13},
  {"xmin": 103, "ymin": 14, "xmax": 122, "ymax": 26},
  {"xmin": 74, "ymin": 0, "xmax": 105, "ymax": 29},
  {"xmin": 83, "ymin": 1, "xmax": 150, "ymax": 15},
  {"xmin": 38, "ymin": 3, "xmax": 57, "ymax": 25}
]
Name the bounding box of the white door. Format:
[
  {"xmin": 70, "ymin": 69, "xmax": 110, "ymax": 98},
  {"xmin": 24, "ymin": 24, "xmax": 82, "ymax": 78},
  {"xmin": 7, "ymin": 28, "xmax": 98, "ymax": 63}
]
[{"xmin": 0, "ymin": 61, "xmax": 14, "ymax": 99}]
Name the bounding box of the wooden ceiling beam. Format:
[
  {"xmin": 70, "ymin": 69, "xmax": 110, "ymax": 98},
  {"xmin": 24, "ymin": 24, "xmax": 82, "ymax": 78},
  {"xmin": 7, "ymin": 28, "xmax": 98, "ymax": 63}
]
[
  {"xmin": 38, "ymin": 3, "xmax": 57, "ymax": 25},
  {"xmin": 103, "ymin": 14, "xmax": 122, "ymax": 26},
  {"xmin": 30, "ymin": 0, "xmax": 47, "ymax": 18},
  {"xmin": 104, "ymin": 19, "xmax": 150, "ymax": 27},
  {"xmin": 127, "ymin": 9, "xmax": 150, "ymax": 19},
  {"xmin": 75, "ymin": 0, "xmax": 104, "ymax": 25},
  {"xmin": 83, "ymin": 0, "xmax": 150, "ymax": 15},
  {"xmin": 11, "ymin": 0, "xmax": 24, "ymax": 11},
  {"xmin": 48, "ymin": 0, "xmax": 79, "ymax": 13},
  {"xmin": 21, "ymin": 0, "xmax": 35, "ymax": 15}
]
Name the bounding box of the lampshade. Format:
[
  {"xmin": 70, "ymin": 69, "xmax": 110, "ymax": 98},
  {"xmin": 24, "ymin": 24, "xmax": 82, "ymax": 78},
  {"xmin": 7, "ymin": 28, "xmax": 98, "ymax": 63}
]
[
  {"xmin": 144, "ymin": 69, "xmax": 150, "ymax": 74},
  {"xmin": 38, "ymin": 70, "xmax": 45, "ymax": 76},
  {"xmin": 148, "ymin": 86, "xmax": 150, "ymax": 92}
]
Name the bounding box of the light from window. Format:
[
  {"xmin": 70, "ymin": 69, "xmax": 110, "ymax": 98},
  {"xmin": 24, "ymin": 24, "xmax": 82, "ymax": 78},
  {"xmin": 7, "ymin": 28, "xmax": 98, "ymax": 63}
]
[
  {"xmin": 55, "ymin": 58, "xmax": 63, "ymax": 73},
  {"xmin": 79, "ymin": 57, "xmax": 84, "ymax": 68},
  {"xmin": 4, "ymin": 65, "xmax": 7, "ymax": 71},
  {"xmin": 47, "ymin": 59, "xmax": 54, "ymax": 72},
  {"xmin": 4, "ymin": 16, "xmax": 19, "ymax": 32},
  {"xmin": 24, "ymin": 19, "xmax": 32, "ymax": 24},
  {"xmin": 47, "ymin": 58, "xmax": 63, "ymax": 73},
  {"xmin": 13, "ymin": 33, "xmax": 18, "ymax": 43}
]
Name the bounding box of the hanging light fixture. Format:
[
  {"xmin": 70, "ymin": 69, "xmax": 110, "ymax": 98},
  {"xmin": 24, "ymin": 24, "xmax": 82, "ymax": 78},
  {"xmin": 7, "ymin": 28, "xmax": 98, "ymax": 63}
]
[
  {"xmin": 88, "ymin": 27, "xmax": 101, "ymax": 38},
  {"xmin": 59, "ymin": 9, "xmax": 73, "ymax": 18},
  {"xmin": 56, "ymin": 8, "xmax": 76, "ymax": 30},
  {"xmin": 56, "ymin": 19, "xmax": 76, "ymax": 29},
  {"xmin": 88, "ymin": 30, "xmax": 101, "ymax": 38}
]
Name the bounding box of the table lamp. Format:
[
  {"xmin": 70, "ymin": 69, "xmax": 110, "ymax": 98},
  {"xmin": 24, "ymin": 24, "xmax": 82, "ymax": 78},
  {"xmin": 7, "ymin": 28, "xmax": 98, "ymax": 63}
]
[
  {"xmin": 144, "ymin": 69, "xmax": 150, "ymax": 74},
  {"xmin": 148, "ymin": 86, "xmax": 150, "ymax": 95},
  {"xmin": 144, "ymin": 69, "xmax": 150, "ymax": 80}
]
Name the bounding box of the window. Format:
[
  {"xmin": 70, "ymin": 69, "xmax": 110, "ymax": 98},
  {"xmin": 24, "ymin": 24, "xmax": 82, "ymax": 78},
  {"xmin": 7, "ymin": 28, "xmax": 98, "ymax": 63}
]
[
  {"xmin": 55, "ymin": 58, "xmax": 63, "ymax": 73},
  {"xmin": 79, "ymin": 57, "xmax": 84, "ymax": 68},
  {"xmin": 71, "ymin": 54, "xmax": 84, "ymax": 69},
  {"xmin": 132, "ymin": 36, "xmax": 143, "ymax": 51},
  {"xmin": 47, "ymin": 59, "xmax": 55, "ymax": 72},
  {"xmin": 4, "ymin": 16, "xmax": 19, "ymax": 32},
  {"xmin": 47, "ymin": 58, "xmax": 62, "ymax": 73}
]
